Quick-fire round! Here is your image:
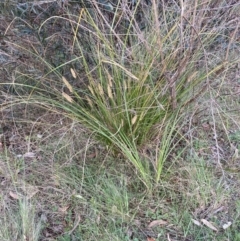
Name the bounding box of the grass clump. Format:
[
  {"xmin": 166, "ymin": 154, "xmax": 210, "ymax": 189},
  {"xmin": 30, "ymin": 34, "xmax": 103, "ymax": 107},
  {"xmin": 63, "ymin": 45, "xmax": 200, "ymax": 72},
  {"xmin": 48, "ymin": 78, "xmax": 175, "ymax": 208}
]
[
  {"xmin": 6, "ymin": 0, "xmax": 237, "ymax": 187},
  {"xmin": 0, "ymin": 198, "xmax": 41, "ymax": 241},
  {"xmin": 0, "ymin": 3, "xmax": 239, "ymax": 240}
]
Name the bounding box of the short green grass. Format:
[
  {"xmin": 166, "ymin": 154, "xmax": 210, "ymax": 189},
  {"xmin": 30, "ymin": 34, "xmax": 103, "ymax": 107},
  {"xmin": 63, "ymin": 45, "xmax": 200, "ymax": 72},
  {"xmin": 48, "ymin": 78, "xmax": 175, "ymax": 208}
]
[{"xmin": 1, "ymin": 113, "xmax": 240, "ymax": 240}]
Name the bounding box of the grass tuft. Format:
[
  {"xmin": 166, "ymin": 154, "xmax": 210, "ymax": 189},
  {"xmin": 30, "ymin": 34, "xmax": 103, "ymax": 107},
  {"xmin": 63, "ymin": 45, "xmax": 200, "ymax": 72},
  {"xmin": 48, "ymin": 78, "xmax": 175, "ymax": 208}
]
[
  {"xmin": 0, "ymin": 0, "xmax": 240, "ymax": 239},
  {"xmin": 5, "ymin": 0, "xmax": 237, "ymax": 186}
]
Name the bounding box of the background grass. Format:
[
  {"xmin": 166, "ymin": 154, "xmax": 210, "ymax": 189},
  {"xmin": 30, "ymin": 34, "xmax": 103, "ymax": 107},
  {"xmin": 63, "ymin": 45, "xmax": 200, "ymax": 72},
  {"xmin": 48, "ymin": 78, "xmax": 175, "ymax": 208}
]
[{"xmin": 0, "ymin": 0, "xmax": 240, "ymax": 240}]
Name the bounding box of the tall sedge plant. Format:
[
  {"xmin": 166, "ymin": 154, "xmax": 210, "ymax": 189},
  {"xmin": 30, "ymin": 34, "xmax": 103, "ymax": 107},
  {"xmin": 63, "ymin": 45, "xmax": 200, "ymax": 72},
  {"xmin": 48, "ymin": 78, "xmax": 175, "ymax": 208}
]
[{"xmin": 3, "ymin": 0, "xmax": 238, "ymax": 188}]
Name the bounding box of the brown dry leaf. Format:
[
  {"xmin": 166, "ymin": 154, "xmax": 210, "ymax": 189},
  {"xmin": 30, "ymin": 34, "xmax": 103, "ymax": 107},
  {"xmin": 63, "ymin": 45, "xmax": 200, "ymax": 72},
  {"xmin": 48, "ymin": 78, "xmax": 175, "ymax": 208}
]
[
  {"xmin": 37, "ymin": 134, "xmax": 43, "ymax": 139},
  {"xmin": 18, "ymin": 180, "xmax": 39, "ymax": 199},
  {"xmin": 96, "ymin": 215, "xmax": 101, "ymax": 224},
  {"xmin": 147, "ymin": 237, "xmax": 155, "ymax": 241},
  {"xmin": 27, "ymin": 188, "xmax": 39, "ymax": 199},
  {"xmin": 148, "ymin": 219, "xmax": 168, "ymax": 228},
  {"xmin": 23, "ymin": 152, "xmax": 35, "ymax": 158},
  {"xmin": 202, "ymin": 123, "xmax": 211, "ymax": 131},
  {"xmin": 9, "ymin": 191, "xmax": 20, "ymax": 200},
  {"xmin": 191, "ymin": 219, "xmax": 202, "ymax": 226},
  {"xmin": 131, "ymin": 115, "xmax": 138, "ymax": 125},
  {"xmin": 87, "ymin": 152, "xmax": 97, "ymax": 158},
  {"xmin": 58, "ymin": 206, "xmax": 69, "ymax": 213},
  {"xmin": 201, "ymin": 219, "xmax": 218, "ymax": 231},
  {"xmin": 222, "ymin": 221, "xmax": 232, "ymax": 229}
]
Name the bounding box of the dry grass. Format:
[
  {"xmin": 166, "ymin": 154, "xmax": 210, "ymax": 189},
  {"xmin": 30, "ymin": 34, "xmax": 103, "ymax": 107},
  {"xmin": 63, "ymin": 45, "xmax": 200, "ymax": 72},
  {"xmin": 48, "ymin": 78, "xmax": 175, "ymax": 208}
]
[{"xmin": 0, "ymin": 0, "xmax": 240, "ymax": 240}]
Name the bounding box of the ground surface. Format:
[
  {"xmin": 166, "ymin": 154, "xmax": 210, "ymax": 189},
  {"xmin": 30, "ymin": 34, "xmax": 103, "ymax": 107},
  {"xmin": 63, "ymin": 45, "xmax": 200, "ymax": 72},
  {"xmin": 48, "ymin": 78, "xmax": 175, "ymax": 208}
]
[{"xmin": 1, "ymin": 1, "xmax": 240, "ymax": 241}]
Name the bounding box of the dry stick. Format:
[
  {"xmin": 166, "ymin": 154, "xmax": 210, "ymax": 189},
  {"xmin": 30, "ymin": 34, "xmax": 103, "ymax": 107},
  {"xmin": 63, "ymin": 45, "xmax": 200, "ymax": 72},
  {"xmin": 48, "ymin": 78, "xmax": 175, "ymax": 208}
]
[
  {"xmin": 91, "ymin": 1, "xmax": 132, "ymax": 56},
  {"xmin": 67, "ymin": 214, "xmax": 81, "ymax": 235},
  {"xmin": 122, "ymin": 4, "xmax": 152, "ymax": 54},
  {"xmin": 161, "ymin": 0, "xmax": 192, "ymax": 110},
  {"xmin": 32, "ymin": 0, "xmax": 58, "ymax": 6},
  {"xmin": 152, "ymin": 0, "xmax": 163, "ymax": 61},
  {"xmin": 164, "ymin": 55, "xmax": 190, "ymax": 110},
  {"xmin": 225, "ymin": 21, "xmax": 240, "ymax": 62},
  {"xmin": 71, "ymin": 8, "xmax": 85, "ymax": 55},
  {"xmin": 179, "ymin": 0, "xmax": 185, "ymax": 49},
  {"xmin": 164, "ymin": 72, "xmax": 177, "ymax": 110},
  {"xmin": 182, "ymin": 14, "xmax": 224, "ymax": 172}
]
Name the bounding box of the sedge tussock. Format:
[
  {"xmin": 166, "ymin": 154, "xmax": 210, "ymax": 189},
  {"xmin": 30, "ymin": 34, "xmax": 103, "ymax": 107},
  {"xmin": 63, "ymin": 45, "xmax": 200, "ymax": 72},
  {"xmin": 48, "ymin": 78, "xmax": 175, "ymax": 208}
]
[{"xmin": 4, "ymin": 0, "xmax": 238, "ymax": 188}]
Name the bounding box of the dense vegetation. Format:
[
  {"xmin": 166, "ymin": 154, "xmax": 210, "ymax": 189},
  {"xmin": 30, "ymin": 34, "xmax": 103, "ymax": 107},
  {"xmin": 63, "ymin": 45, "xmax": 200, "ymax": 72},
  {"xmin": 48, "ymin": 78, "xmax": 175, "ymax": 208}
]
[{"xmin": 0, "ymin": 1, "xmax": 240, "ymax": 240}]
